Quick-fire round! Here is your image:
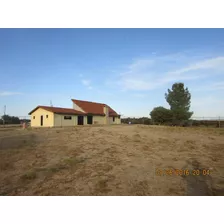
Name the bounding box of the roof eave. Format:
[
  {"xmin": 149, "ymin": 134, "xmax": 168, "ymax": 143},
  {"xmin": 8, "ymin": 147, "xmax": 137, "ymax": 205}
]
[
  {"xmin": 28, "ymin": 106, "xmax": 53, "ymax": 115},
  {"xmin": 55, "ymin": 112, "xmax": 86, "ymax": 115}
]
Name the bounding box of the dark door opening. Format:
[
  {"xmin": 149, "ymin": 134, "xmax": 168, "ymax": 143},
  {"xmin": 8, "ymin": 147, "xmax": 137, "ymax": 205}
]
[
  {"xmin": 87, "ymin": 115, "xmax": 93, "ymax": 124},
  {"xmin": 40, "ymin": 115, "xmax": 43, "ymax": 126},
  {"xmin": 77, "ymin": 116, "xmax": 84, "ymax": 125}
]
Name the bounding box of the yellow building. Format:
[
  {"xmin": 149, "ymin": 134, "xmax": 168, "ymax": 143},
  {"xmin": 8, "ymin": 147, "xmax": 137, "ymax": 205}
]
[{"xmin": 28, "ymin": 99, "xmax": 121, "ymax": 127}]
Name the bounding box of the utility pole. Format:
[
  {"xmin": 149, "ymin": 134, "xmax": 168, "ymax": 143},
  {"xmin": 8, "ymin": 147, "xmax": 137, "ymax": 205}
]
[{"xmin": 218, "ymin": 116, "xmax": 221, "ymax": 128}]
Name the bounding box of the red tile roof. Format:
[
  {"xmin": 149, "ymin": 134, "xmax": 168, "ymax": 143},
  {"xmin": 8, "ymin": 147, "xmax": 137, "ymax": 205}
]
[
  {"xmin": 71, "ymin": 99, "xmax": 119, "ymax": 117},
  {"xmin": 29, "ymin": 100, "xmax": 120, "ymax": 117},
  {"xmin": 28, "ymin": 106, "xmax": 86, "ymax": 115},
  {"xmin": 108, "ymin": 106, "xmax": 119, "ymax": 117}
]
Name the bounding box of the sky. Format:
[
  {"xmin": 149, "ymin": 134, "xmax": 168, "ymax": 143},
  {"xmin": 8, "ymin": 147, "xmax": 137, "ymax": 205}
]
[{"xmin": 0, "ymin": 29, "xmax": 224, "ymax": 118}]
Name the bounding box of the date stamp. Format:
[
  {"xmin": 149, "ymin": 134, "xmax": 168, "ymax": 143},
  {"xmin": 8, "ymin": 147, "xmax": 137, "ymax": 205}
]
[{"xmin": 155, "ymin": 168, "xmax": 211, "ymax": 176}]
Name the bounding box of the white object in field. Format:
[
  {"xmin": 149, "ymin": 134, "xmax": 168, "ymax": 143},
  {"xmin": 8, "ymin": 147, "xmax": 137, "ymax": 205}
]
[
  {"xmin": 22, "ymin": 122, "xmax": 27, "ymax": 129},
  {"xmin": 129, "ymin": 122, "xmax": 131, "ymax": 125}
]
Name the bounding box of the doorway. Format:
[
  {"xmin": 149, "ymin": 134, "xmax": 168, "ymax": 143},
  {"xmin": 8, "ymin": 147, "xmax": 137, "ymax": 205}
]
[
  {"xmin": 87, "ymin": 115, "xmax": 93, "ymax": 124},
  {"xmin": 40, "ymin": 115, "xmax": 43, "ymax": 126},
  {"xmin": 77, "ymin": 116, "xmax": 84, "ymax": 125}
]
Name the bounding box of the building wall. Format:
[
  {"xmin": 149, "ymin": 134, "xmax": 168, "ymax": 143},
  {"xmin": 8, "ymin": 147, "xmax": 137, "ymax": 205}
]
[
  {"xmin": 83, "ymin": 116, "xmax": 87, "ymax": 125},
  {"xmin": 92, "ymin": 115, "xmax": 105, "ymax": 125},
  {"xmin": 109, "ymin": 117, "xmax": 113, "ymax": 124},
  {"xmin": 109, "ymin": 116, "xmax": 121, "ymax": 124},
  {"xmin": 30, "ymin": 108, "xmax": 120, "ymax": 127},
  {"xmin": 73, "ymin": 102, "xmax": 86, "ymax": 113},
  {"xmin": 103, "ymin": 106, "xmax": 109, "ymax": 124},
  {"xmin": 116, "ymin": 117, "xmax": 121, "ymax": 124},
  {"xmin": 54, "ymin": 114, "xmax": 94, "ymax": 126},
  {"xmin": 54, "ymin": 114, "xmax": 77, "ymax": 127},
  {"xmin": 30, "ymin": 108, "xmax": 54, "ymax": 127}
]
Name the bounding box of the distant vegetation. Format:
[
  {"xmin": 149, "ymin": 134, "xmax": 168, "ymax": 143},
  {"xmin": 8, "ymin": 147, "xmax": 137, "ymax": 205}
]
[
  {"xmin": 122, "ymin": 82, "xmax": 222, "ymax": 127},
  {"xmin": 121, "ymin": 117, "xmax": 152, "ymax": 125},
  {"xmin": 0, "ymin": 115, "xmax": 30, "ymax": 125},
  {"xmin": 150, "ymin": 82, "xmax": 193, "ymax": 126},
  {"xmin": 121, "ymin": 117, "xmax": 222, "ymax": 127}
]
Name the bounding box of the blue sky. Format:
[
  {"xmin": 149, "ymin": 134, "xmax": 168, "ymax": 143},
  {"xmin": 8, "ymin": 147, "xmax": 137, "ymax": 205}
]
[{"xmin": 0, "ymin": 29, "xmax": 224, "ymax": 118}]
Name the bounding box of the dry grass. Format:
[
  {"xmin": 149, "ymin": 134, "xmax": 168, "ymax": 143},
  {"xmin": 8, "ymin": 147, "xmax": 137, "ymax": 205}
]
[{"xmin": 0, "ymin": 125, "xmax": 223, "ymax": 196}]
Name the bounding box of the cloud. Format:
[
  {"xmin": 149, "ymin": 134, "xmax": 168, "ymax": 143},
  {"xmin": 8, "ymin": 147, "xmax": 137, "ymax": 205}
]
[
  {"xmin": 81, "ymin": 79, "xmax": 93, "ymax": 90},
  {"xmin": 0, "ymin": 91, "xmax": 22, "ymax": 96},
  {"xmin": 81, "ymin": 79, "xmax": 91, "ymax": 86},
  {"xmin": 128, "ymin": 59, "xmax": 155, "ymax": 71},
  {"xmin": 169, "ymin": 56, "xmax": 224, "ymax": 75},
  {"xmin": 189, "ymin": 81, "xmax": 224, "ymax": 92},
  {"xmin": 113, "ymin": 55, "xmax": 224, "ymax": 91}
]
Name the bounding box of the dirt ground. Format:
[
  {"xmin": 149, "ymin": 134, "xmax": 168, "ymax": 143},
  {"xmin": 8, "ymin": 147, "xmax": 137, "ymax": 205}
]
[{"xmin": 0, "ymin": 125, "xmax": 223, "ymax": 196}]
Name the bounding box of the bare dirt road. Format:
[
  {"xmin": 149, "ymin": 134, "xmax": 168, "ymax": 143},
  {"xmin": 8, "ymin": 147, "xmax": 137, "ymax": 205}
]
[{"xmin": 0, "ymin": 125, "xmax": 223, "ymax": 195}]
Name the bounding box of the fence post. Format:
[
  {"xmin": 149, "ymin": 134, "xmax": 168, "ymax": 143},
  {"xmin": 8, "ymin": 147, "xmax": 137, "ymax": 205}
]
[{"xmin": 219, "ymin": 116, "xmax": 221, "ymax": 128}]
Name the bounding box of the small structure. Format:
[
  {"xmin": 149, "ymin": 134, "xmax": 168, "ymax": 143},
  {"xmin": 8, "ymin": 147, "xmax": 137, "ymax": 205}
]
[
  {"xmin": 22, "ymin": 122, "xmax": 27, "ymax": 129},
  {"xmin": 28, "ymin": 99, "xmax": 121, "ymax": 127}
]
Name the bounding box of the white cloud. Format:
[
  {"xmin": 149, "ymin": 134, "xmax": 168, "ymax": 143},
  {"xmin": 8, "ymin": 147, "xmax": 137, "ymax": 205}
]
[
  {"xmin": 114, "ymin": 55, "xmax": 224, "ymax": 91},
  {"xmin": 170, "ymin": 56, "xmax": 224, "ymax": 75},
  {"xmin": 0, "ymin": 91, "xmax": 22, "ymax": 96},
  {"xmin": 104, "ymin": 53, "xmax": 224, "ymax": 117},
  {"xmin": 81, "ymin": 79, "xmax": 91, "ymax": 86},
  {"xmin": 128, "ymin": 59, "xmax": 155, "ymax": 71},
  {"xmin": 189, "ymin": 81, "xmax": 224, "ymax": 92},
  {"xmin": 81, "ymin": 79, "xmax": 93, "ymax": 90}
]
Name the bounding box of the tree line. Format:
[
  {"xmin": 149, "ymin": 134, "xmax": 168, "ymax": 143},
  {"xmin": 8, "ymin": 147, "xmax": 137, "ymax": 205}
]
[
  {"xmin": 0, "ymin": 115, "xmax": 30, "ymax": 125},
  {"xmin": 121, "ymin": 117, "xmax": 152, "ymax": 125}
]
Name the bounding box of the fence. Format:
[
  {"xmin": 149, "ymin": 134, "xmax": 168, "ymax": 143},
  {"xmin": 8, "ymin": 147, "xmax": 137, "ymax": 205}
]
[
  {"xmin": 190, "ymin": 117, "xmax": 224, "ymax": 128},
  {"xmin": 1, "ymin": 115, "xmax": 224, "ymax": 128},
  {"xmin": 120, "ymin": 116, "xmax": 224, "ymax": 128}
]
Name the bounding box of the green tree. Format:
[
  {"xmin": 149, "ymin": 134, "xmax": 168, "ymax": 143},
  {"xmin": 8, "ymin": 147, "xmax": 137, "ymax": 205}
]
[
  {"xmin": 1, "ymin": 115, "xmax": 20, "ymax": 124},
  {"xmin": 150, "ymin": 106, "xmax": 173, "ymax": 124},
  {"xmin": 165, "ymin": 82, "xmax": 193, "ymax": 123}
]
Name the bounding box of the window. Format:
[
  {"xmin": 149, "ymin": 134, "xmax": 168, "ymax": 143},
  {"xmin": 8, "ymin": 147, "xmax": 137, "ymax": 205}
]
[
  {"xmin": 46, "ymin": 115, "xmax": 48, "ymax": 118},
  {"xmin": 64, "ymin": 116, "xmax": 72, "ymax": 120},
  {"xmin": 113, "ymin": 117, "xmax": 115, "ymax": 122},
  {"xmin": 33, "ymin": 116, "xmax": 35, "ymax": 119}
]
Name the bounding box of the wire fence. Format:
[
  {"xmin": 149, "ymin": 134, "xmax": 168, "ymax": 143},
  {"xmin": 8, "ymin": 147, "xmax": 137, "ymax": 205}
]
[
  {"xmin": 1, "ymin": 115, "xmax": 224, "ymax": 128},
  {"xmin": 120, "ymin": 116, "xmax": 224, "ymax": 128}
]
